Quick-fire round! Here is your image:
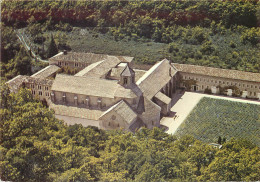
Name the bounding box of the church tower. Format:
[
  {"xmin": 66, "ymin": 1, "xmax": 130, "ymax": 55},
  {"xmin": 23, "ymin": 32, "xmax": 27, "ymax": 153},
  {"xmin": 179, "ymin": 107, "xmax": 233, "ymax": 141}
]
[{"xmin": 120, "ymin": 64, "xmax": 135, "ymax": 88}]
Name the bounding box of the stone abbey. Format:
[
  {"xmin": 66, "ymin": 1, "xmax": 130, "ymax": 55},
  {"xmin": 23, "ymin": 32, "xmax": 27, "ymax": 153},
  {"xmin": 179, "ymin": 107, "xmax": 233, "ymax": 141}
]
[{"xmin": 7, "ymin": 51, "xmax": 260, "ymax": 131}]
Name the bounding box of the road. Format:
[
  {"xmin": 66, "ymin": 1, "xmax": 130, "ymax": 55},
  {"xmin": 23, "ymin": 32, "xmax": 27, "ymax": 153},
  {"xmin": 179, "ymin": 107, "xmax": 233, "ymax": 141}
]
[{"xmin": 16, "ymin": 29, "xmax": 48, "ymax": 63}]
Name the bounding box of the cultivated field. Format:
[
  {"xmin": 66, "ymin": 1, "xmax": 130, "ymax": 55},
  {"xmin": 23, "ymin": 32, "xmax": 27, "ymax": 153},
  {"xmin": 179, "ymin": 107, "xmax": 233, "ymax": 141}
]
[{"xmin": 175, "ymin": 97, "xmax": 260, "ymax": 146}]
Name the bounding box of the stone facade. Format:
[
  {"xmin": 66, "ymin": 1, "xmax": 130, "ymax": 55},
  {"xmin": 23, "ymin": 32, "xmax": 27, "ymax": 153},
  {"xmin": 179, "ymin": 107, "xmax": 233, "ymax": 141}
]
[{"xmin": 177, "ymin": 69, "xmax": 260, "ymax": 99}]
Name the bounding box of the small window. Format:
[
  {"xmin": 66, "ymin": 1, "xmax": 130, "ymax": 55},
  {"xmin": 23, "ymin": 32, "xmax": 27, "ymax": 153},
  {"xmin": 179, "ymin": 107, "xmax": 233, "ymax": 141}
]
[
  {"xmin": 108, "ymin": 122, "xmax": 110, "ymax": 126},
  {"xmin": 117, "ymin": 123, "xmax": 120, "ymax": 127},
  {"xmin": 124, "ymin": 78, "xmax": 128, "ymax": 85}
]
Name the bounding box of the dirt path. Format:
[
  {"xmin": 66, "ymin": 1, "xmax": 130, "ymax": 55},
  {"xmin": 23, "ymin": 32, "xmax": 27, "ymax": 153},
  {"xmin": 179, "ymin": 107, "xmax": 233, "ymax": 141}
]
[{"xmin": 161, "ymin": 92, "xmax": 260, "ymax": 135}]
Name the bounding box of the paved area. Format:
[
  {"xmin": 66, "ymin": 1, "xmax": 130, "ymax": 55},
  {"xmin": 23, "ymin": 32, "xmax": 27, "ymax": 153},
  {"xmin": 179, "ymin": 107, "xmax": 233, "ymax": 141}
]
[{"xmin": 161, "ymin": 91, "xmax": 260, "ymax": 135}]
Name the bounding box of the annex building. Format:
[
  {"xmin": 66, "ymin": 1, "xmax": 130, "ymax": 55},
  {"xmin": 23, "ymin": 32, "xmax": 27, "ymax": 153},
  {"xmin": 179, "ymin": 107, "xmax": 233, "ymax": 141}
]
[{"xmin": 7, "ymin": 51, "xmax": 260, "ymax": 132}]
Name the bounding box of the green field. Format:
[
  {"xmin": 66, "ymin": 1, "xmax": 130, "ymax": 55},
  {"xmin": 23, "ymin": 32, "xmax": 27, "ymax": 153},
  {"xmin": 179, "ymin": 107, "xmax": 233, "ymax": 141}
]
[{"xmin": 175, "ymin": 97, "xmax": 260, "ymax": 146}]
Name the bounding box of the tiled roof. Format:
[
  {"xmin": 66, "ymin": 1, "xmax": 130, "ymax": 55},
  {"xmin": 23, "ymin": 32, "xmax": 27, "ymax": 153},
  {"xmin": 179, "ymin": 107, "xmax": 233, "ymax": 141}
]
[
  {"xmin": 100, "ymin": 100, "xmax": 137, "ymax": 124},
  {"xmin": 121, "ymin": 65, "xmax": 135, "ymax": 77},
  {"xmin": 134, "ymin": 69, "xmax": 147, "ymax": 82},
  {"xmin": 31, "ymin": 65, "xmax": 60, "ymax": 79},
  {"xmin": 74, "ymin": 60, "xmax": 104, "ymax": 76},
  {"xmin": 49, "ymin": 51, "xmax": 134, "ymax": 64},
  {"xmin": 154, "ymin": 91, "xmax": 171, "ymax": 104},
  {"xmin": 140, "ymin": 97, "xmax": 161, "ymax": 123},
  {"xmin": 49, "ymin": 102, "xmax": 103, "ymax": 120},
  {"xmin": 173, "ymin": 63, "xmax": 260, "ymax": 83},
  {"xmin": 81, "ymin": 56, "xmax": 123, "ymax": 77},
  {"xmin": 108, "ymin": 67, "xmax": 146, "ymax": 81},
  {"xmin": 75, "ymin": 56, "xmax": 128, "ymax": 78},
  {"xmin": 7, "ymin": 75, "xmax": 53, "ymax": 92},
  {"xmin": 109, "ymin": 67, "xmax": 125, "ymax": 79},
  {"xmin": 51, "ymin": 74, "xmax": 138, "ymax": 99},
  {"xmin": 137, "ymin": 59, "xmax": 178, "ymax": 99}
]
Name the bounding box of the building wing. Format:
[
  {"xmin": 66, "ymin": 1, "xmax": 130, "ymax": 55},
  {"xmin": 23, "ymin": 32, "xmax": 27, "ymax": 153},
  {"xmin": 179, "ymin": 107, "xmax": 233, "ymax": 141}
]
[
  {"xmin": 173, "ymin": 63, "xmax": 260, "ymax": 83},
  {"xmin": 99, "ymin": 100, "xmax": 137, "ymax": 125},
  {"xmin": 51, "ymin": 74, "xmax": 138, "ymax": 99},
  {"xmin": 136, "ymin": 59, "xmax": 178, "ymax": 99},
  {"xmin": 31, "ymin": 65, "xmax": 60, "ymax": 79}
]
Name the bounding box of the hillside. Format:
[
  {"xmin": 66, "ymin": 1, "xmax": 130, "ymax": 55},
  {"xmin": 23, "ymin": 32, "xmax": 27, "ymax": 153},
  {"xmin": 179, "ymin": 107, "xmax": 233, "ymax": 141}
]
[{"xmin": 1, "ymin": 0, "xmax": 260, "ymax": 80}]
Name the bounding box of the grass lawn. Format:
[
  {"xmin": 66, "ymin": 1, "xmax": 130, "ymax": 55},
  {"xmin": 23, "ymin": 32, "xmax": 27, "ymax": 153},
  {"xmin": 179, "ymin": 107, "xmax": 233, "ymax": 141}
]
[{"xmin": 175, "ymin": 97, "xmax": 260, "ymax": 146}]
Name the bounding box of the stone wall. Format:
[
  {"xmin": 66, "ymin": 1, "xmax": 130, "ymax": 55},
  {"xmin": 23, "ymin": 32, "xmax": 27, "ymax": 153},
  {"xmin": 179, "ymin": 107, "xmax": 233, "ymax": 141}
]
[
  {"xmin": 179, "ymin": 72, "xmax": 260, "ymax": 99},
  {"xmin": 100, "ymin": 110, "xmax": 131, "ymax": 130},
  {"xmin": 27, "ymin": 82, "xmax": 51, "ymax": 101},
  {"xmin": 51, "ymin": 91, "xmax": 133, "ymax": 109}
]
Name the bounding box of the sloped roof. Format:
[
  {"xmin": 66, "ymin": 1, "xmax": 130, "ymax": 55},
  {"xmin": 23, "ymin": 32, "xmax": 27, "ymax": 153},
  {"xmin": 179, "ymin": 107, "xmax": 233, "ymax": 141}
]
[
  {"xmin": 121, "ymin": 65, "xmax": 135, "ymax": 77},
  {"xmin": 7, "ymin": 75, "xmax": 53, "ymax": 92},
  {"xmin": 51, "ymin": 74, "xmax": 138, "ymax": 99},
  {"xmin": 76, "ymin": 56, "xmax": 126, "ymax": 78},
  {"xmin": 136, "ymin": 59, "xmax": 178, "ymax": 100},
  {"xmin": 31, "ymin": 65, "xmax": 60, "ymax": 79},
  {"xmin": 128, "ymin": 118, "xmax": 145, "ymax": 132},
  {"xmin": 142, "ymin": 97, "xmax": 161, "ymax": 116},
  {"xmin": 108, "ymin": 68, "xmax": 145, "ymax": 81},
  {"xmin": 74, "ymin": 60, "xmax": 104, "ymax": 76},
  {"xmin": 49, "ymin": 51, "xmax": 134, "ymax": 64},
  {"xmin": 99, "ymin": 100, "xmax": 137, "ymax": 124},
  {"xmin": 154, "ymin": 91, "xmax": 171, "ymax": 104},
  {"xmin": 109, "ymin": 67, "xmax": 125, "ymax": 79},
  {"xmin": 173, "ymin": 63, "xmax": 260, "ymax": 83},
  {"xmin": 49, "ymin": 102, "xmax": 103, "ymax": 120},
  {"xmin": 134, "ymin": 69, "xmax": 147, "ymax": 82}
]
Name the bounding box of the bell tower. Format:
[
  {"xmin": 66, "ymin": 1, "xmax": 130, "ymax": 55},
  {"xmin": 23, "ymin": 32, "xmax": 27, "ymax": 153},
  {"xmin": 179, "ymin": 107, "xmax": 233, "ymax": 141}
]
[{"xmin": 119, "ymin": 64, "xmax": 135, "ymax": 88}]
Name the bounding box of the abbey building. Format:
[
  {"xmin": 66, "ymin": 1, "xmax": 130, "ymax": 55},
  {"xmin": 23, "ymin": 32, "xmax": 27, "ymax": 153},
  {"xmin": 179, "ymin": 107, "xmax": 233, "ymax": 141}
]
[{"xmin": 7, "ymin": 51, "xmax": 260, "ymax": 131}]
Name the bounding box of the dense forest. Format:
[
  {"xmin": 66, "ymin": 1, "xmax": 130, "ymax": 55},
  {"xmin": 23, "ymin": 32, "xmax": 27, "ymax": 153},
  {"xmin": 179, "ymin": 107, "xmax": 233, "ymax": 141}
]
[
  {"xmin": 0, "ymin": 85, "xmax": 259, "ymax": 182},
  {"xmin": 1, "ymin": 0, "xmax": 260, "ymax": 80}
]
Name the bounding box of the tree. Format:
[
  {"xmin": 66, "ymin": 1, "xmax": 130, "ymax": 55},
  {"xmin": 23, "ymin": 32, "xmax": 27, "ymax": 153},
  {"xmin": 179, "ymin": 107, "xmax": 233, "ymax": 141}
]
[
  {"xmin": 46, "ymin": 34, "xmax": 58, "ymax": 58},
  {"xmin": 217, "ymin": 136, "xmax": 222, "ymax": 144}
]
